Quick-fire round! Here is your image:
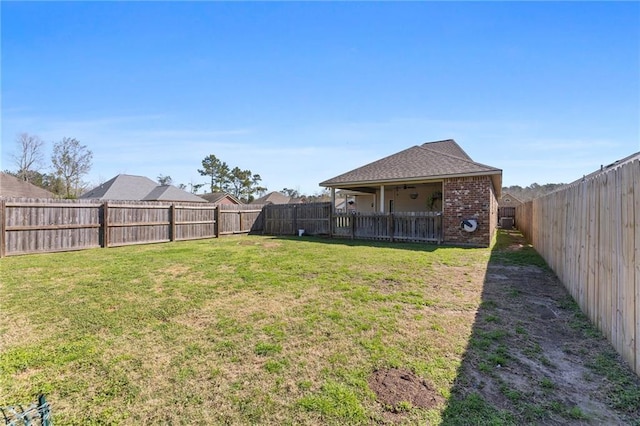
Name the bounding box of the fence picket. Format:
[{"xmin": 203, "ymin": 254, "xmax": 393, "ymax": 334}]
[{"xmin": 515, "ymin": 157, "xmax": 639, "ymax": 376}]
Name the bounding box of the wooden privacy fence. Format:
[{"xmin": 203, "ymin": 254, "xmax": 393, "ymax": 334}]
[
  {"xmin": 263, "ymin": 202, "xmax": 332, "ymax": 235},
  {"xmin": 516, "ymin": 156, "xmax": 639, "ymax": 376},
  {"xmin": 217, "ymin": 204, "xmax": 264, "ymax": 235},
  {"xmin": 0, "ymin": 198, "xmax": 265, "ymax": 257}
]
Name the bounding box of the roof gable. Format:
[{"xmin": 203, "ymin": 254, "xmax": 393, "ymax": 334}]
[
  {"xmin": 320, "ymin": 139, "xmax": 501, "ymax": 187},
  {"xmin": 500, "ymin": 192, "xmax": 523, "ymax": 205},
  {"xmin": 200, "ymin": 192, "xmax": 242, "ymax": 204},
  {"xmin": 250, "ymin": 191, "xmax": 291, "ymax": 205}
]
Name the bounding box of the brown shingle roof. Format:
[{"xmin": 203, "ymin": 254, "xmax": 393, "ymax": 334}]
[
  {"xmin": 319, "ymin": 139, "xmax": 501, "ymax": 187},
  {"xmin": 250, "ymin": 191, "xmax": 291, "ymax": 205},
  {"xmin": 420, "ymin": 139, "xmax": 472, "ymax": 160},
  {"xmin": 0, "ymin": 173, "xmax": 55, "ymax": 198},
  {"xmin": 200, "ymin": 192, "xmax": 242, "ymax": 205}
]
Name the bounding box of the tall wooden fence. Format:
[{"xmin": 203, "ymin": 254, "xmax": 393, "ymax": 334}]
[
  {"xmin": 263, "ymin": 202, "xmax": 332, "ymax": 235},
  {"xmin": 0, "ymin": 198, "xmax": 264, "ymax": 257},
  {"xmin": 217, "ymin": 204, "xmax": 264, "ymax": 235},
  {"xmin": 516, "ymin": 157, "xmax": 639, "ymax": 376}
]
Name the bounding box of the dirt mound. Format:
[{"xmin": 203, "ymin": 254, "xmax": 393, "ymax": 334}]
[{"xmin": 368, "ymin": 368, "xmax": 444, "ymax": 411}]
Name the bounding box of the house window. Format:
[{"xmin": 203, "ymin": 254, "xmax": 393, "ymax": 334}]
[{"xmin": 504, "ymin": 198, "xmax": 511, "ymax": 202}]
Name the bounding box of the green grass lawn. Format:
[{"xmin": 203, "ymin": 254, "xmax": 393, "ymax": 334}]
[
  {"xmin": 3, "ymin": 233, "xmax": 638, "ymax": 425},
  {"xmin": 1, "ymin": 235, "xmax": 490, "ymax": 424}
]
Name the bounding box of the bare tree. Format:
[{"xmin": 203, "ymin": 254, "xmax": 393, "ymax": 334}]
[
  {"xmin": 51, "ymin": 137, "xmax": 93, "ymax": 198},
  {"xmin": 12, "ymin": 133, "xmax": 45, "ymax": 182}
]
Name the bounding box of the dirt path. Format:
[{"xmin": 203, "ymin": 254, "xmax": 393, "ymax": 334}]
[{"xmin": 443, "ymin": 230, "xmax": 640, "ymax": 425}]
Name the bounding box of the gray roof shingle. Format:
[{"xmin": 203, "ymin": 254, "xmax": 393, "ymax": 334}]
[
  {"xmin": 81, "ymin": 174, "xmax": 206, "ymax": 202},
  {"xmin": 142, "ymin": 185, "xmax": 207, "ymax": 203},
  {"xmin": 81, "ymin": 174, "xmax": 158, "ymax": 200}
]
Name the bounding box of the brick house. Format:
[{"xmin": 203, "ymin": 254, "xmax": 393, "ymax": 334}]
[
  {"xmin": 200, "ymin": 192, "xmax": 243, "ymax": 205},
  {"xmin": 319, "ymin": 139, "xmax": 502, "ymax": 247},
  {"xmin": 499, "ymin": 192, "xmax": 523, "ymax": 208}
]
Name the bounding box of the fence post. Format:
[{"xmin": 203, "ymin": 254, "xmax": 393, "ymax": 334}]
[
  {"xmin": 102, "ymin": 201, "xmax": 110, "ymax": 248},
  {"xmin": 170, "ymin": 204, "xmax": 176, "ymax": 241},
  {"xmin": 38, "ymin": 394, "xmax": 51, "ymax": 426},
  {"xmin": 239, "ymin": 210, "xmax": 243, "ymax": 233},
  {"xmin": 329, "ymin": 204, "xmax": 334, "ymax": 237},
  {"xmin": 0, "ymin": 199, "xmax": 5, "ymax": 258},
  {"xmin": 293, "ymin": 205, "xmax": 298, "ymax": 235},
  {"xmin": 215, "ymin": 206, "xmax": 220, "ymax": 238},
  {"xmin": 388, "ymin": 213, "xmax": 394, "ymax": 242},
  {"xmin": 350, "ymin": 213, "xmax": 356, "ymax": 240}
]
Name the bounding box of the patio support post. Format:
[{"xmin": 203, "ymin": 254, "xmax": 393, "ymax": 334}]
[
  {"xmin": 379, "ymin": 185, "xmax": 385, "ymax": 213},
  {"xmin": 330, "ymin": 188, "xmax": 335, "ymax": 211}
]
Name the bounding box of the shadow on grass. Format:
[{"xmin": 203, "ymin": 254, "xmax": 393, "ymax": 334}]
[
  {"xmin": 440, "ymin": 229, "xmax": 640, "ymax": 425},
  {"xmin": 262, "ymin": 234, "xmax": 481, "ymax": 254}
]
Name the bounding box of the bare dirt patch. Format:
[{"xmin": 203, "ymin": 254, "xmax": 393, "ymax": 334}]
[
  {"xmin": 369, "ymin": 368, "xmax": 444, "ymax": 416},
  {"xmin": 445, "ymin": 230, "xmax": 640, "ymax": 425}
]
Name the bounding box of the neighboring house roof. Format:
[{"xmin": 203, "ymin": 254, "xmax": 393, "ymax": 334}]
[
  {"xmin": 251, "ymin": 191, "xmax": 291, "ymax": 205},
  {"xmin": 81, "ymin": 174, "xmax": 205, "ymax": 202},
  {"xmin": 81, "ymin": 174, "xmax": 158, "ymax": 200},
  {"xmin": 0, "ymin": 172, "xmax": 55, "ymax": 198},
  {"xmin": 200, "ymin": 192, "xmax": 242, "ymax": 205},
  {"xmin": 142, "ymin": 185, "xmax": 207, "ymax": 203},
  {"xmin": 571, "ymin": 151, "xmax": 640, "ymax": 185},
  {"xmin": 319, "ymin": 139, "xmax": 502, "ymax": 194}
]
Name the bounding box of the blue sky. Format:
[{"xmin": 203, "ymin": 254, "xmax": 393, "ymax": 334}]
[{"xmin": 2, "ymin": 2, "xmax": 639, "ymax": 195}]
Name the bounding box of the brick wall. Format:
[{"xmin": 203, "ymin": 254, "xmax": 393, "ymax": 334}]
[{"xmin": 443, "ymin": 176, "xmax": 497, "ymax": 247}]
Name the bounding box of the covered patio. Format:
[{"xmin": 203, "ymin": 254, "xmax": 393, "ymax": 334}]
[{"xmin": 320, "ymin": 139, "xmax": 502, "ymax": 247}]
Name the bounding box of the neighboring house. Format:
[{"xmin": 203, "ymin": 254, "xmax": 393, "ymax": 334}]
[
  {"xmin": 251, "ymin": 191, "xmax": 292, "ymax": 205},
  {"xmin": 499, "ymin": 193, "xmax": 523, "ymax": 208},
  {"xmin": 498, "ymin": 192, "xmax": 521, "ymax": 229},
  {"xmin": 0, "ymin": 172, "xmax": 55, "ymax": 198},
  {"xmin": 80, "ymin": 174, "xmax": 206, "ymax": 203},
  {"xmin": 142, "ymin": 185, "xmax": 207, "ymax": 203},
  {"xmin": 200, "ymin": 192, "xmax": 243, "ymax": 205},
  {"xmin": 319, "ymin": 139, "xmax": 502, "ymax": 247}
]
